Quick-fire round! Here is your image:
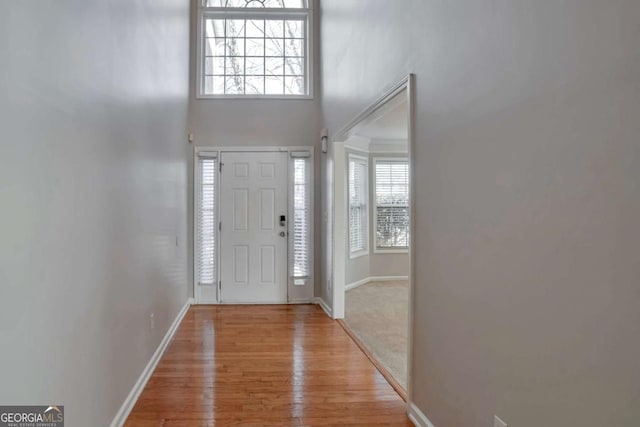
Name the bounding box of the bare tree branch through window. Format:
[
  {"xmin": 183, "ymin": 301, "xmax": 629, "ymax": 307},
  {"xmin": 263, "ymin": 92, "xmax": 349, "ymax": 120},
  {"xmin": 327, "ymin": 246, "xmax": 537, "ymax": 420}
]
[{"xmin": 200, "ymin": 0, "xmax": 310, "ymax": 96}]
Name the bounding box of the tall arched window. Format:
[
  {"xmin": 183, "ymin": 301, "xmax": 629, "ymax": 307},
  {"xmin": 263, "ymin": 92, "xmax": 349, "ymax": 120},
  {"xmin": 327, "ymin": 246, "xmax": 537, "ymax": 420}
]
[{"xmin": 198, "ymin": 0, "xmax": 312, "ymax": 98}]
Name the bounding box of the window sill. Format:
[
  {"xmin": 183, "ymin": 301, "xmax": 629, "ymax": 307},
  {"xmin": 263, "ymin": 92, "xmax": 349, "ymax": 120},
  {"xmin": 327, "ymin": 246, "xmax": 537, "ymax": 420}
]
[
  {"xmin": 373, "ymin": 248, "xmax": 409, "ymax": 255},
  {"xmin": 195, "ymin": 94, "xmax": 314, "ymax": 101},
  {"xmin": 349, "ymin": 249, "xmax": 369, "ymax": 260}
]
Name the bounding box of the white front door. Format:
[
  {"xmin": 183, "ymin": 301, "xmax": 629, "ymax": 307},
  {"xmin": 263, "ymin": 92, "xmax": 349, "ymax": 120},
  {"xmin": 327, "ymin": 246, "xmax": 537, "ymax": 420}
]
[{"xmin": 219, "ymin": 151, "xmax": 288, "ymax": 303}]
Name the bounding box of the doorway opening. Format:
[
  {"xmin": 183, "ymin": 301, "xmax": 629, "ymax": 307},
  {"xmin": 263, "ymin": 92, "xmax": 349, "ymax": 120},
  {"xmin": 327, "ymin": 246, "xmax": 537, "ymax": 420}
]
[
  {"xmin": 194, "ymin": 147, "xmax": 315, "ymax": 305},
  {"xmin": 328, "ymin": 75, "xmax": 415, "ymax": 401}
]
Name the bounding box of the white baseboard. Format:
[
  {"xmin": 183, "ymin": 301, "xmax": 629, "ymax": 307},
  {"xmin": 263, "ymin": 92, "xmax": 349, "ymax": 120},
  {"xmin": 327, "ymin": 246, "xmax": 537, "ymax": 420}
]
[
  {"xmin": 345, "ymin": 277, "xmax": 371, "ymax": 291},
  {"xmin": 109, "ymin": 298, "xmax": 193, "ymax": 427},
  {"xmin": 407, "ymin": 402, "xmax": 436, "ymax": 427},
  {"xmin": 345, "ymin": 275, "xmax": 409, "ymax": 291},
  {"xmin": 312, "ymin": 297, "xmax": 333, "ymax": 318}
]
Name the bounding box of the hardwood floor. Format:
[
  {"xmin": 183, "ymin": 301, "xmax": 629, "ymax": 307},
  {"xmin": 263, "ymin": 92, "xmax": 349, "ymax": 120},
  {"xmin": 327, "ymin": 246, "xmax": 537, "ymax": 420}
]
[{"xmin": 125, "ymin": 305, "xmax": 412, "ymax": 426}]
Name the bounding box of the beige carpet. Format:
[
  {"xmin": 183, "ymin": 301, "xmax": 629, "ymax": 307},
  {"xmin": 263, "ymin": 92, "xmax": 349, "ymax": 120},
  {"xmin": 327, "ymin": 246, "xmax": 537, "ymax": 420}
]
[{"xmin": 345, "ymin": 280, "xmax": 408, "ymax": 390}]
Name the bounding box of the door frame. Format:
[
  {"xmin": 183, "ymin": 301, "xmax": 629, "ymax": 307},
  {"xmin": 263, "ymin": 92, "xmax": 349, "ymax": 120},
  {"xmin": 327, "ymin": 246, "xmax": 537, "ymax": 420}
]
[
  {"xmin": 193, "ymin": 146, "xmax": 315, "ymax": 305},
  {"xmin": 327, "ymin": 74, "xmax": 416, "ymax": 402}
]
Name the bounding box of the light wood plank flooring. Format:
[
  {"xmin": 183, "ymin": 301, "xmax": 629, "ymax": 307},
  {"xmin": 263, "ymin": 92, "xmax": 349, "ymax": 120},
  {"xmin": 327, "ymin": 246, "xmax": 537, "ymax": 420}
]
[{"xmin": 125, "ymin": 304, "xmax": 412, "ymax": 426}]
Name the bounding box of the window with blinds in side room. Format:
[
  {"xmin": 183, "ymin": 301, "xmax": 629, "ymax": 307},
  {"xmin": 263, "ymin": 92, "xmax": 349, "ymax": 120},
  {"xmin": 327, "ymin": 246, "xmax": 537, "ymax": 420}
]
[
  {"xmin": 374, "ymin": 159, "xmax": 409, "ymax": 250},
  {"xmin": 348, "ymin": 155, "xmax": 368, "ymax": 257}
]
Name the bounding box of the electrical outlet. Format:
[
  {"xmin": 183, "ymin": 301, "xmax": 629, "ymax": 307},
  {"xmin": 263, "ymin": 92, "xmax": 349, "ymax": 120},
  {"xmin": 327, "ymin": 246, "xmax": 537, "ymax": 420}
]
[
  {"xmin": 149, "ymin": 313, "xmax": 155, "ymax": 330},
  {"xmin": 494, "ymin": 416, "xmax": 507, "ymax": 427}
]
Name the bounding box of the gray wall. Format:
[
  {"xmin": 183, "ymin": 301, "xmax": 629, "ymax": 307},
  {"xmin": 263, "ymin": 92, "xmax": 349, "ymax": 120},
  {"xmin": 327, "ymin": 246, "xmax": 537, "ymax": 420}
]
[
  {"xmin": 0, "ymin": 1, "xmax": 190, "ymax": 426},
  {"xmin": 187, "ymin": 0, "xmax": 322, "ymax": 297},
  {"xmin": 320, "ymin": 1, "xmax": 640, "ymax": 426}
]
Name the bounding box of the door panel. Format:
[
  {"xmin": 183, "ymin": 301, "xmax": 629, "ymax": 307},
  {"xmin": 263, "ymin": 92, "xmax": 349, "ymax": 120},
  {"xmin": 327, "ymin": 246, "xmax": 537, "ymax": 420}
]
[
  {"xmin": 260, "ymin": 189, "xmax": 275, "ymax": 230},
  {"xmin": 233, "ymin": 189, "xmax": 249, "ymax": 231},
  {"xmin": 220, "ymin": 151, "xmax": 288, "ymax": 303},
  {"xmin": 233, "ymin": 245, "xmax": 249, "ymax": 285},
  {"xmin": 260, "ymin": 245, "xmax": 276, "ymax": 284}
]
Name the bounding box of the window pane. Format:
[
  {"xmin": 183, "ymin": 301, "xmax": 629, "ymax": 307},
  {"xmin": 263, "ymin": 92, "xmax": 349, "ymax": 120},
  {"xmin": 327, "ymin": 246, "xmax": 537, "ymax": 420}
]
[
  {"xmin": 204, "ymin": 20, "xmax": 225, "ymax": 56},
  {"xmin": 200, "ymin": 13, "xmax": 307, "ymax": 95},
  {"xmin": 285, "ymin": 20, "xmax": 303, "ymax": 38},
  {"xmin": 284, "ymin": 57, "xmax": 303, "ymax": 75},
  {"xmin": 285, "ymin": 76, "xmax": 304, "ymax": 95},
  {"xmin": 198, "ymin": 158, "xmax": 217, "ymax": 286},
  {"xmin": 375, "ymin": 160, "xmax": 409, "ymax": 248},
  {"xmin": 282, "ymin": 0, "xmax": 305, "ymax": 7},
  {"xmin": 204, "ymin": 18, "xmax": 225, "ymax": 37},
  {"xmin": 204, "ymin": 57, "xmax": 225, "ymax": 75},
  {"xmin": 377, "ymin": 207, "xmax": 409, "ymax": 248},
  {"xmin": 265, "ymin": 38, "xmax": 284, "ymax": 56},
  {"xmin": 204, "ymin": 0, "xmax": 306, "ymax": 7},
  {"xmin": 265, "ymin": 76, "xmax": 284, "ymax": 94},
  {"xmin": 265, "ymin": 19, "xmax": 284, "ymax": 38},
  {"xmin": 292, "ymin": 157, "xmax": 310, "ymax": 279},
  {"xmin": 245, "ymin": 57, "xmax": 264, "ymax": 75},
  {"xmin": 225, "ymin": 56, "xmax": 244, "ymax": 75},
  {"xmin": 226, "ymin": 19, "xmax": 245, "ymax": 37},
  {"xmin": 246, "ymin": 38, "xmax": 265, "ymax": 56},
  {"xmin": 204, "ymin": 39, "xmax": 225, "ymax": 57},
  {"xmin": 246, "ymin": 19, "xmax": 264, "ymax": 37},
  {"xmin": 266, "ymin": 57, "xmax": 284, "ymax": 76},
  {"xmin": 245, "ymin": 76, "xmax": 265, "ymax": 94},
  {"xmin": 285, "ymin": 39, "xmax": 303, "ymax": 57},
  {"xmin": 204, "ymin": 75, "xmax": 225, "ymax": 94},
  {"xmin": 225, "ymin": 75, "xmax": 244, "ymax": 94},
  {"xmin": 225, "ymin": 38, "xmax": 245, "ymax": 56}
]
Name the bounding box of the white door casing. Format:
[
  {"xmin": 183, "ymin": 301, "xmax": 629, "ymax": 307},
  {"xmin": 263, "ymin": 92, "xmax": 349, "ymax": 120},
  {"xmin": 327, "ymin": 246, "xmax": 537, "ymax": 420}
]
[{"xmin": 219, "ymin": 151, "xmax": 288, "ymax": 303}]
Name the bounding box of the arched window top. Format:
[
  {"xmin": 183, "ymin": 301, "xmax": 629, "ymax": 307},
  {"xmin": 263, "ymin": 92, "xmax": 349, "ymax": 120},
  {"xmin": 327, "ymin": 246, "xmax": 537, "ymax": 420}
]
[{"xmin": 204, "ymin": 0, "xmax": 308, "ymax": 8}]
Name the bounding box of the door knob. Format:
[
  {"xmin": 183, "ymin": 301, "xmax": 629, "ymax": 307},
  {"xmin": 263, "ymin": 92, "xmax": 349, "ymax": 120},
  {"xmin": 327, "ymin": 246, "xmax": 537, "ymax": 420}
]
[{"xmin": 280, "ymin": 231, "xmax": 286, "ymax": 237}]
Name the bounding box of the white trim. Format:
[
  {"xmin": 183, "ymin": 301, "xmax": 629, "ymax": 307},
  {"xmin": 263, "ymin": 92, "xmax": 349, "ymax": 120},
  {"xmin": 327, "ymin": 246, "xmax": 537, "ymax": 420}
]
[
  {"xmin": 332, "ymin": 141, "xmax": 347, "ymax": 319},
  {"xmin": 333, "ymin": 76, "xmax": 411, "ymax": 142},
  {"xmin": 369, "ymin": 140, "xmax": 409, "ymax": 154},
  {"xmin": 349, "ymin": 249, "xmax": 368, "ymax": 259},
  {"xmin": 196, "ymin": 146, "xmax": 308, "ymax": 153},
  {"xmin": 344, "ymin": 277, "xmax": 371, "ymax": 291},
  {"xmin": 216, "ymin": 299, "xmax": 288, "ymax": 305},
  {"xmin": 406, "ymin": 74, "xmax": 416, "ymax": 402},
  {"xmin": 374, "ymin": 248, "xmax": 409, "ymax": 254},
  {"xmin": 343, "ymin": 135, "xmax": 371, "ymax": 154},
  {"xmin": 110, "ymin": 299, "xmax": 193, "ymax": 427},
  {"xmin": 312, "ymin": 297, "xmax": 333, "ymax": 318},
  {"xmin": 343, "ymin": 138, "xmax": 409, "ymax": 155},
  {"xmin": 373, "ymin": 275, "xmax": 409, "ymax": 281},
  {"xmin": 407, "ymin": 402, "xmax": 436, "ymax": 427},
  {"xmin": 345, "ymin": 275, "xmax": 409, "ymax": 291}
]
